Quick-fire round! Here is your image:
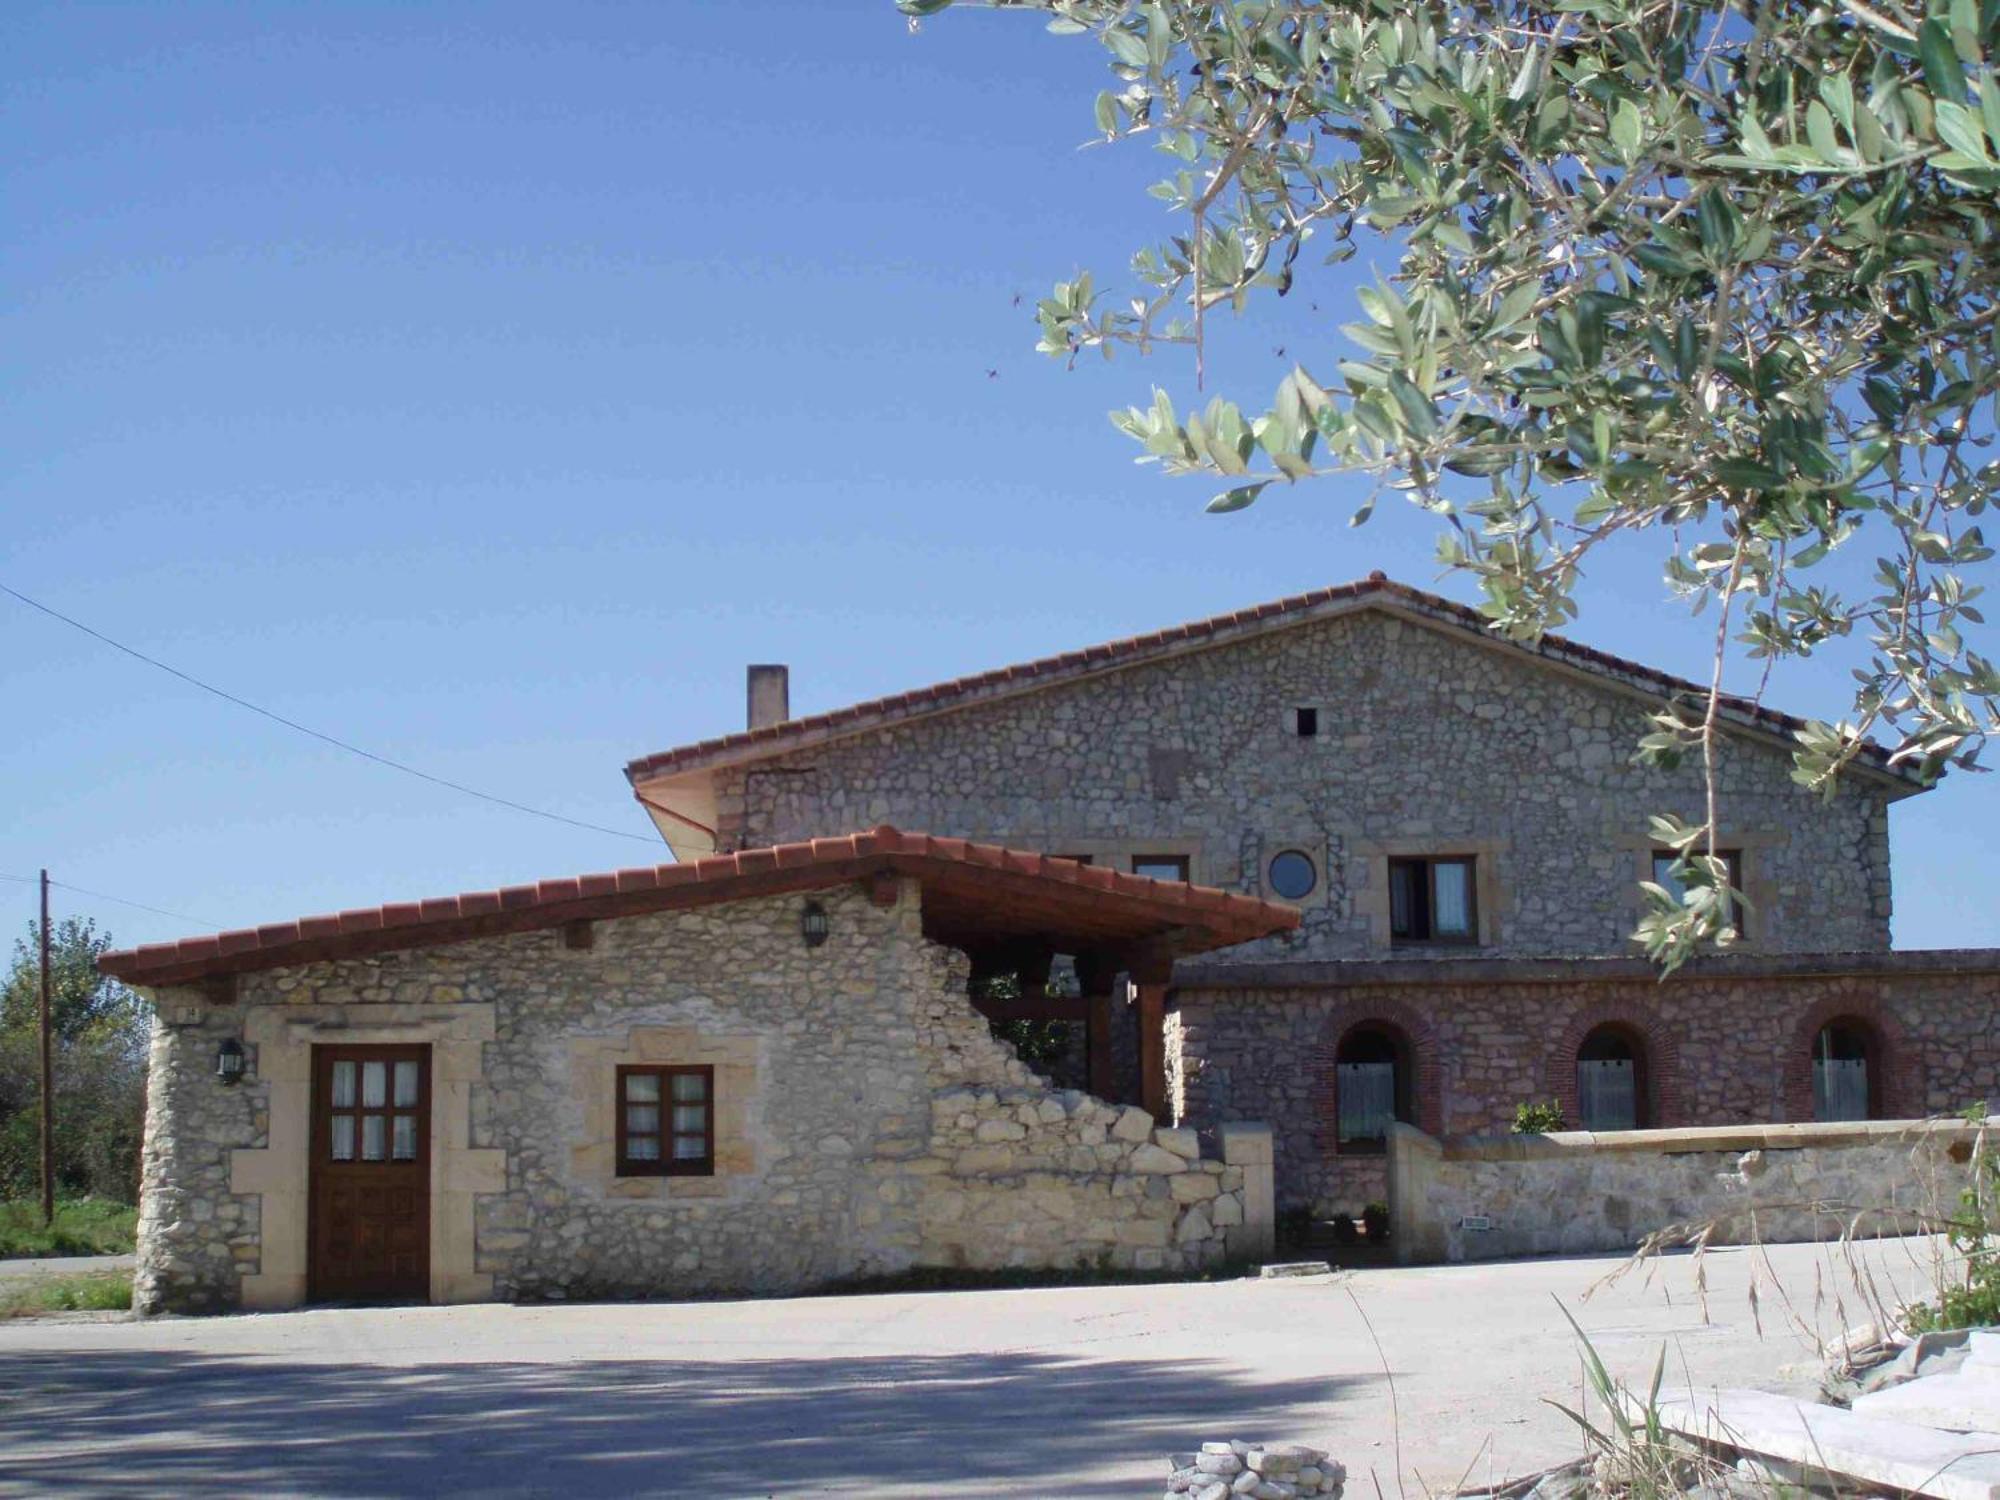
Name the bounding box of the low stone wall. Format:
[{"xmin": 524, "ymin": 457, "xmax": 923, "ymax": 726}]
[
  {"xmin": 1172, "ymin": 956, "xmax": 2000, "ymax": 1220},
  {"xmin": 1387, "ymin": 1117, "xmax": 1986, "ymax": 1265}
]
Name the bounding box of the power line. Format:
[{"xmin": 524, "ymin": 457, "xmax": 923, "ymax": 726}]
[
  {"xmin": 2, "ymin": 581, "xmax": 660, "ymax": 847},
  {"xmin": 1, "ymin": 872, "xmax": 219, "ymax": 930}
]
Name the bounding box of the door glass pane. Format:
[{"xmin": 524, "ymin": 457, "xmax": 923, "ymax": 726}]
[
  {"xmin": 391, "ymin": 1115, "xmax": 417, "ymax": 1161},
  {"xmin": 361, "ymin": 1062, "xmax": 387, "ymax": 1108},
  {"xmin": 672, "ymin": 1104, "xmax": 707, "ymax": 1133},
  {"xmin": 626, "ymin": 1104, "xmax": 659, "ymax": 1135},
  {"xmin": 1338, "ymin": 1062, "xmax": 1396, "ymax": 1143},
  {"xmin": 1432, "ymin": 861, "xmax": 1472, "ymax": 936},
  {"xmin": 330, "ymin": 1061, "xmax": 357, "ymax": 1108},
  {"xmin": 330, "ymin": 1115, "xmax": 355, "ymax": 1161},
  {"xmin": 393, "ymin": 1061, "xmax": 419, "ymax": 1108},
  {"xmin": 672, "ymin": 1134, "xmax": 708, "ymax": 1160},
  {"xmin": 623, "ymin": 1073, "xmax": 660, "ymax": 1103},
  {"xmin": 1577, "ymin": 1059, "xmax": 1637, "ymax": 1131},
  {"xmin": 671, "ymin": 1073, "xmax": 706, "ymax": 1103},
  {"xmin": 362, "ymin": 1115, "xmax": 386, "ymax": 1161},
  {"xmin": 1815, "ymin": 1059, "xmax": 1870, "ymax": 1121},
  {"xmin": 625, "ymin": 1135, "xmax": 660, "ymax": 1161}
]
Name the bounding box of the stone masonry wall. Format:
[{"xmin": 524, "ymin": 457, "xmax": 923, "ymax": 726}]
[
  {"xmin": 1389, "ymin": 1118, "xmax": 1986, "ymax": 1263},
  {"xmin": 135, "ymin": 879, "xmax": 1247, "ymax": 1313},
  {"xmin": 714, "ymin": 607, "xmax": 1896, "ymax": 961},
  {"xmin": 1171, "ymin": 966, "xmax": 2000, "ymax": 1218}
]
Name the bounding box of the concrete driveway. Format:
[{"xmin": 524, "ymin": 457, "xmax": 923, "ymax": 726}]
[{"xmin": 0, "ymin": 1237, "xmax": 1947, "ymax": 1498}]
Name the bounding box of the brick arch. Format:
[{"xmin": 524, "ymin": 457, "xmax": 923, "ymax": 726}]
[
  {"xmin": 1544, "ymin": 1002, "xmax": 1686, "ymax": 1130},
  {"xmin": 1783, "ymin": 995, "xmax": 1914, "ymax": 1121},
  {"xmin": 1308, "ymin": 997, "xmax": 1445, "ymax": 1153}
]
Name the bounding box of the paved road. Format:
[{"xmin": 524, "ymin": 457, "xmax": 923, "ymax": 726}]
[
  {"xmin": 0, "ymin": 1237, "xmax": 1947, "ymax": 1498},
  {"xmin": 0, "ymin": 1253, "xmax": 133, "ymax": 1282}
]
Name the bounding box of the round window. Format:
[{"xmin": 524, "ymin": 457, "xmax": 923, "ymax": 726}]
[{"xmin": 1268, "ymin": 849, "xmax": 1317, "ymax": 901}]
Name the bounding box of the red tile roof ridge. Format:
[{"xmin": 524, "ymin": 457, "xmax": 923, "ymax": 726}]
[
  {"xmin": 624, "ymin": 574, "xmax": 1917, "ymax": 786},
  {"xmin": 98, "ymin": 824, "xmax": 1300, "ymax": 985}
]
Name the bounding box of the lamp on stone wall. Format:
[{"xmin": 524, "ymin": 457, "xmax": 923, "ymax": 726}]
[
  {"xmin": 215, "ymin": 1037, "xmax": 246, "ymax": 1085},
  {"xmin": 800, "ymin": 900, "xmax": 829, "ymax": 948}
]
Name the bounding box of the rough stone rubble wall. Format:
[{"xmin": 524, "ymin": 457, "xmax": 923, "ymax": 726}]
[
  {"xmin": 714, "ymin": 608, "xmax": 1894, "ymax": 960},
  {"xmin": 134, "ymin": 880, "xmax": 1246, "ymax": 1313},
  {"xmin": 1172, "ymin": 968, "xmax": 2000, "ymax": 1218},
  {"xmin": 1389, "ymin": 1118, "xmax": 1985, "ymax": 1264}
]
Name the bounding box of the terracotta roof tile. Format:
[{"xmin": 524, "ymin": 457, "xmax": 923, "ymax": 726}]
[
  {"xmin": 100, "ymin": 825, "xmax": 1299, "ymax": 987},
  {"xmin": 624, "ymin": 574, "xmax": 1918, "ymax": 787}
]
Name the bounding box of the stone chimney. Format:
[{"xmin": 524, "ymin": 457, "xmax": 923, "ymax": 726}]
[{"xmin": 746, "ymin": 664, "xmax": 790, "ymax": 731}]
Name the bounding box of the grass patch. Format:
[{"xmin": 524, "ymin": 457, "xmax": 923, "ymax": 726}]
[
  {"xmin": 0, "ymin": 1198, "xmax": 138, "ymax": 1258},
  {"xmin": 0, "ymin": 1270, "xmax": 132, "ymax": 1318}
]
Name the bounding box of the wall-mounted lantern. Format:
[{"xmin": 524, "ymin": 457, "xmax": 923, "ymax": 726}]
[
  {"xmin": 800, "ymin": 900, "xmax": 830, "ymax": 949},
  {"xmin": 215, "ymin": 1037, "xmax": 246, "ymax": 1085}
]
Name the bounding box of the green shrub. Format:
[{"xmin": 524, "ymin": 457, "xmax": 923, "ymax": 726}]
[
  {"xmin": 1513, "ymin": 1099, "xmax": 1567, "ymax": 1134},
  {"xmin": 0, "ymin": 1270, "xmax": 131, "ymax": 1317},
  {"xmin": 0, "ymin": 1198, "xmax": 139, "ymax": 1258},
  {"xmin": 1908, "ymin": 1109, "xmax": 1999, "ymax": 1332}
]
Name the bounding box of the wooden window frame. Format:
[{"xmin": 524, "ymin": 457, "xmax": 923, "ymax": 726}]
[
  {"xmin": 1130, "ymin": 854, "xmax": 1191, "ymax": 883},
  {"xmin": 615, "ymin": 1063, "xmax": 715, "ymax": 1178},
  {"xmin": 1387, "ymin": 855, "xmax": 1479, "ymax": 946}
]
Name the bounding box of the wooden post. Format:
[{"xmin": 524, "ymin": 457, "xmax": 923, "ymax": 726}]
[
  {"xmin": 1136, "ymin": 981, "xmax": 1168, "ymax": 1124},
  {"xmin": 38, "ymin": 869, "xmax": 55, "ymax": 1229},
  {"xmin": 1086, "ymin": 992, "xmax": 1115, "ymax": 1101}
]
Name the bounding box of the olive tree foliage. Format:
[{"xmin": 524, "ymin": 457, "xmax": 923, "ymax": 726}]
[{"xmin": 902, "ymin": 0, "xmax": 1999, "ymax": 964}]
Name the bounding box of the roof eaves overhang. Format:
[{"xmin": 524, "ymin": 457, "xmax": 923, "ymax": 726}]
[
  {"xmin": 622, "ymin": 579, "xmax": 1929, "ymax": 800},
  {"xmin": 99, "ymin": 828, "xmax": 1300, "ymax": 990}
]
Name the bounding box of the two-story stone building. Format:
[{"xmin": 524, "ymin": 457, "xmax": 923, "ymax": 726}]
[
  {"xmin": 626, "ymin": 573, "xmax": 2000, "ymax": 1213},
  {"xmin": 109, "ymin": 572, "xmax": 2000, "ymax": 1312}
]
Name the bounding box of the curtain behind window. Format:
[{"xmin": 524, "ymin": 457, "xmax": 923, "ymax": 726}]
[{"xmin": 1338, "ymin": 1062, "xmax": 1397, "ymax": 1142}]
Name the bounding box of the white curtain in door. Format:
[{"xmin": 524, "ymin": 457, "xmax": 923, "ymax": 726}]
[
  {"xmin": 1338, "ymin": 1062, "xmax": 1396, "ymax": 1143},
  {"xmin": 1814, "ymin": 1058, "xmax": 1870, "ymax": 1121},
  {"xmin": 1576, "ymin": 1059, "xmax": 1637, "ymax": 1131}
]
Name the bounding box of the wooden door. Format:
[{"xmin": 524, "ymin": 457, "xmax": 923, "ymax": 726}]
[{"xmin": 309, "ymin": 1044, "xmax": 431, "ymax": 1303}]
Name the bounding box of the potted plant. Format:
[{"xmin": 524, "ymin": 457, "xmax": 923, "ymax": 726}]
[
  {"xmin": 1362, "ymin": 1201, "xmax": 1390, "ymax": 1243},
  {"xmin": 1330, "ymin": 1212, "xmax": 1360, "ymax": 1247}
]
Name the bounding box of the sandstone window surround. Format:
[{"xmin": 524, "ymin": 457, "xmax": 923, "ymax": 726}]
[
  {"xmin": 570, "ymin": 1028, "xmax": 757, "ymax": 1201},
  {"xmin": 1255, "ymin": 837, "xmax": 1334, "ymax": 911},
  {"xmin": 1352, "ymin": 839, "xmax": 1507, "ymax": 951},
  {"xmin": 1618, "ymin": 831, "xmax": 1780, "ymax": 949},
  {"xmin": 229, "ymin": 1001, "xmax": 505, "ymax": 1310}
]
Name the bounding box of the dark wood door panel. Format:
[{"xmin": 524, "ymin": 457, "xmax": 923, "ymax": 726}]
[{"xmin": 309, "ymin": 1044, "xmax": 431, "ymax": 1303}]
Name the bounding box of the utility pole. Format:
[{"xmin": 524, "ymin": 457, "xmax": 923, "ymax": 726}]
[{"xmin": 39, "ymin": 869, "xmax": 55, "ymax": 1229}]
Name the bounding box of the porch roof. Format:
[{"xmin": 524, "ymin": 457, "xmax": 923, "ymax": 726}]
[{"xmin": 98, "ymin": 826, "xmax": 1300, "ymax": 989}]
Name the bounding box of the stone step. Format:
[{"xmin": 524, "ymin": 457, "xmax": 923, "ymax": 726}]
[
  {"xmin": 1853, "ymin": 1368, "xmax": 2000, "ymax": 1433},
  {"xmin": 1639, "ymin": 1389, "xmax": 2000, "ymax": 1500},
  {"xmin": 1969, "ymin": 1329, "xmax": 2000, "ymax": 1369}
]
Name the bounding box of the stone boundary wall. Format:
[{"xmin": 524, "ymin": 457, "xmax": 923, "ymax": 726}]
[
  {"xmin": 1171, "ymin": 964, "xmax": 2000, "ymax": 1220},
  {"xmin": 1387, "ymin": 1117, "xmax": 1987, "ymax": 1265}
]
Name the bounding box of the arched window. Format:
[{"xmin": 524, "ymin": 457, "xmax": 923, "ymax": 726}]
[
  {"xmin": 1576, "ymin": 1025, "xmax": 1648, "ymax": 1131},
  {"xmin": 1335, "ymin": 1023, "xmax": 1411, "ymax": 1154},
  {"xmin": 1813, "ymin": 1022, "xmax": 1877, "ymax": 1121}
]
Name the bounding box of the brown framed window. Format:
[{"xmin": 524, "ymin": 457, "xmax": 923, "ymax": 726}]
[
  {"xmin": 1651, "ymin": 849, "xmax": 1744, "ymax": 931},
  {"xmin": 1388, "ymin": 856, "xmax": 1477, "ymax": 944},
  {"xmin": 616, "ymin": 1064, "xmax": 714, "ymax": 1177},
  {"xmin": 1131, "ymin": 854, "xmax": 1190, "ymax": 883}
]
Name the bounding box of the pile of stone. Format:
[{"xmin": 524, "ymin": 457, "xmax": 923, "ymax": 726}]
[{"xmin": 1166, "ymin": 1441, "xmax": 1345, "ymax": 1500}]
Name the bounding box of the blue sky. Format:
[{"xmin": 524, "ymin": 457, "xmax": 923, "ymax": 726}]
[{"xmin": 4, "ymin": 2, "xmax": 1993, "ymax": 952}]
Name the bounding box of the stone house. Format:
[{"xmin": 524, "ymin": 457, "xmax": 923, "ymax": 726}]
[
  {"xmin": 109, "ymin": 573, "xmax": 2000, "ymax": 1310},
  {"xmin": 624, "ymin": 573, "xmax": 2000, "ymax": 1213},
  {"xmin": 105, "ymin": 830, "xmax": 1292, "ymax": 1314}
]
